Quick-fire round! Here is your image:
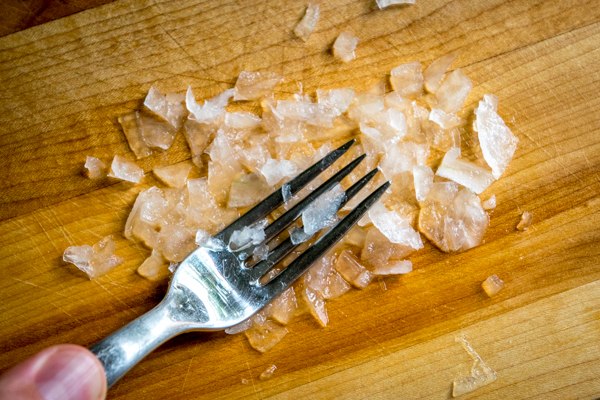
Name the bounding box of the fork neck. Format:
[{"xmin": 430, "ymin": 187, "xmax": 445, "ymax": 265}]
[{"xmin": 90, "ymin": 297, "xmax": 189, "ymax": 387}]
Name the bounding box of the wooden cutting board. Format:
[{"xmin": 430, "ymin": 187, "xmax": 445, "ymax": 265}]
[{"xmin": 1, "ymin": 0, "xmax": 599, "ymax": 399}]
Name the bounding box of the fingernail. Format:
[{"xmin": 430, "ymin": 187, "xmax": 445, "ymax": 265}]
[{"xmin": 35, "ymin": 347, "xmax": 105, "ymax": 400}]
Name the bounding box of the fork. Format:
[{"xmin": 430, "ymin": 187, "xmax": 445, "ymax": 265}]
[{"xmin": 90, "ymin": 139, "xmax": 390, "ymax": 387}]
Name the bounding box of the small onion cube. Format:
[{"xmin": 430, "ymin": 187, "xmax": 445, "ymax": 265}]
[
  {"xmin": 390, "ymin": 61, "xmax": 424, "ymax": 98},
  {"xmin": 333, "ymin": 32, "xmax": 359, "ymax": 63},
  {"xmin": 107, "ymin": 155, "xmax": 144, "ymax": 183},
  {"xmin": 294, "ymin": 3, "xmax": 320, "ymax": 41},
  {"xmin": 84, "ymin": 156, "xmax": 105, "ymax": 179},
  {"xmin": 517, "ymin": 211, "xmax": 533, "ymax": 231},
  {"xmin": 482, "ymin": 274, "xmax": 504, "ymax": 297}
]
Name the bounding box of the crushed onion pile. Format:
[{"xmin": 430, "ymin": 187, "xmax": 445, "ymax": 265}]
[{"xmin": 64, "ymin": 48, "xmax": 519, "ymax": 353}]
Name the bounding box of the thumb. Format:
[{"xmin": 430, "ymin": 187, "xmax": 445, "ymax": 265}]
[{"xmin": 0, "ymin": 344, "xmax": 106, "ymax": 400}]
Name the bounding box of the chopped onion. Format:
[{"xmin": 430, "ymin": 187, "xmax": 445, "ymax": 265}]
[
  {"xmin": 63, "ymin": 236, "xmax": 123, "ymax": 279},
  {"xmin": 372, "ymin": 260, "xmax": 412, "ymax": 275},
  {"xmin": 482, "ymin": 274, "xmax": 504, "ymax": 297},
  {"xmin": 107, "ymin": 155, "xmax": 144, "ymax": 183},
  {"xmin": 376, "ymin": 0, "xmax": 416, "ymax": 9},
  {"xmin": 452, "ymin": 337, "xmax": 497, "ymax": 397},
  {"xmin": 84, "ymin": 156, "xmax": 105, "ymax": 179},
  {"xmin": 333, "ymin": 32, "xmax": 359, "ymax": 63},
  {"xmin": 436, "ymin": 147, "xmax": 495, "ymax": 194},
  {"xmin": 517, "ymin": 211, "xmax": 533, "ymax": 231},
  {"xmin": 144, "ymin": 87, "xmax": 186, "ymax": 129},
  {"xmin": 423, "ymin": 50, "xmax": 460, "ymax": 93},
  {"xmin": 234, "ymin": 71, "xmax": 283, "ymax": 101},
  {"xmin": 137, "ymin": 250, "xmax": 168, "ymax": 281},
  {"xmin": 390, "ymin": 61, "xmax": 424, "ymax": 98},
  {"xmin": 294, "ymin": 3, "xmax": 320, "ymax": 41},
  {"xmin": 244, "ymin": 320, "xmax": 288, "ymax": 352},
  {"xmin": 482, "ymin": 194, "xmax": 496, "ymax": 210},
  {"xmin": 260, "ymin": 365, "xmax": 277, "ymax": 380},
  {"xmin": 334, "ymin": 250, "xmax": 373, "ymax": 288},
  {"xmin": 435, "ymin": 69, "xmax": 472, "ymax": 113},
  {"xmin": 153, "ymin": 163, "xmax": 192, "ymax": 189},
  {"xmin": 475, "ymin": 94, "xmax": 519, "ymax": 179}
]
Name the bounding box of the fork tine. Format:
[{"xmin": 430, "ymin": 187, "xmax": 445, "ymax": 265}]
[
  {"xmin": 215, "ymin": 139, "xmax": 356, "ymax": 243},
  {"xmin": 250, "ymin": 168, "xmax": 380, "ymax": 281},
  {"xmin": 260, "ymin": 155, "xmax": 365, "ymax": 242},
  {"xmin": 264, "ymin": 181, "xmax": 390, "ymax": 295}
]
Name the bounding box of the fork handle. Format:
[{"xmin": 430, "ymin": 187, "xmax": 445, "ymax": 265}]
[{"xmin": 90, "ymin": 299, "xmax": 184, "ymax": 387}]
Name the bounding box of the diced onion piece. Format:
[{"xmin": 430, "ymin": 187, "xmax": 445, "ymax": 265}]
[
  {"xmin": 335, "ymin": 250, "xmax": 373, "ymax": 288},
  {"xmin": 302, "ymin": 184, "xmax": 345, "ymax": 235},
  {"xmin": 138, "ymin": 116, "xmax": 176, "ymax": 150},
  {"xmin": 436, "ymin": 147, "xmax": 495, "ymax": 194},
  {"xmin": 155, "ymin": 225, "xmax": 197, "ymax": 262},
  {"xmin": 294, "ymin": 3, "xmax": 320, "ymax": 41},
  {"xmin": 144, "ymin": 87, "xmax": 186, "ymax": 129},
  {"xmin": 517, "ymin": 211, "xmax": 533, "ymax": 231},
  {"xmin": 258, "ymin": 159, "xmax": 298, "ymax": 186},
  {"xmin": 153, "ymin": 163, "xmax": 192, "ymax": 189},
  {"xmin": 276, "ymin": 100, "xmax": 338, "ymax": 127},
  {"xmin": 270, "ymin": 287, "xmax": 297, "ymax": 325},
  {"xmin": 452, "ymin": 337, "xmax": 497, "ymax": 397},
  {"xmin": 475, "ymin": 94, "xmax": 519, "ymax": 179},
  {"xmin": 429, "ymin": 108, "xmax": 464, "ymax": 129},
  {"xmin": 482, "ymin": 194, "xmax": 496, "ymax": 210},
  {"xmin": 183, "ymin": 119, "xmax": 213, "ymax": 167},
  {"xmin": 225, "ymin": 112, "xmax": 262, "ymax": 129},
  {"xmin": 108, "ymin": 155, "xmax": 144, "ymax": 183},
  {"xmin": 435, "ymin": 69, "xmax": 472, "ymax": 113},
  {"xmin": 84, "ymin": 156, "xmax": 105, "ymax": 179},
  {"xmin": 376, "ymin": 0, "xmax": 415, "ymax": 8},
  {"xmin": 418, "ymin": 182, "xmax": 489, "ymax": 252},
  {"xmin": 195, "ymin": 229, "xmax": 211, "ymax": 247},
  {"xmin": 369, "ymin": 202, "xmax": 423, "ymax": 250},
  {"xmin": 245, "ymin": 320, "xmax": 288, "ymax": 353},
  {"xmin": 424, "ymin": 50, "xmax": 460, "ymax": 93},
  {"xmin": 63, "ymin": 236, "xmax": 124, "ymax": 279},
  {"xmin": 118, "ymin": 112, "xmax": 152, "ymax": 159},
  {"xmin": 137, "ymin": 250, "xmax": 168, "ymax": 281},
  {"xmin": 482, "ymin": 274, "xmax": 504, "ymax": 297},
  {"xmin": 228, "ymin": 219, "xmax": 268, "ymax": 251},
  {"xmin": 322, "ymin": 270, "xmax": 351, "ymax": 299},
  {"xmin": 303, "ymin": 287, "xmax": 328, "ymax": 327},
  {"xmin": 186, "ymin": 86, "xmax": 235, "ymax": 124},
  {"xmin": 361, "ymin": 227, "xmax": 415, "ymax": 268},
  {"xmin": 344, "ymin": 226, "xmax": 367, "ymax": 247},
  {"xmin": 234, "ymin": 71, "xmax": 283, "ymax": 101},
  {"xmin": 333, "ymin": 32, "xmax": 359, "ymax": 63},
  {"xmin": 228, "ymin": 173, "xmax": 272, "ymax": 208},
  {"xmin": 413, "ymin": 165, "xmax": 434, "ymax": 202},
  {"xmin": 317, "ymin": 88, "xmax": 354, "ymax": 113},
  {"xmin": 260, "ymin": 365, "xmax": 277, "ymax": 380},
  {"xmin": 390, "ymin": 61, "xmax": 424, "ymax": 98},
  {"xmin": 373, "ymin": 260, "xmax": 412, "ymax": 275}
]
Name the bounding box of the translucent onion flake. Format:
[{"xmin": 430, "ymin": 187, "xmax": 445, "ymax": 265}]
[
  {"xmin": 390, "ymin": 61, "xmax": 423, "ymax": 98},
  {"xmin": 435, "ymin": 147, "xmax": 495, "ymax": 194},
  {"xmin": 452, "ymin": 337, "xmax": 497, "ymax": 397},
  {"xmin": 372, "ymin": 260, "xmax": 412, "ymax": 275},
  {"xmin": 482, "ymin": 274, "xmax": 504, "ymax": 297},
  {"xmin": 260, "ymin": 364, "xmax": 277, "ymax": 380},
  {"xmin": 482, "ymin": 194, "xmax": 496, "ymax": 210},
  {"xmin": 107, "ymin": 155, "xmax": 144, "ymax": 183},
  {"xmin": 435, "ymin": 69, "xmax": 472, "ymax": 113},
  {"xmin": 413, "ymin": 165, "xmax": 434, "ymax": 201},
  {"xmin": 137, "ymin": 250, "xmax": 168, "ymax": 281},
  {"xmin": 369, "ymin": 202, "xmax": 423, "ymax": 250},
  {"xmin": 153, "ymin": 163, "xmax": 192, "ymax": 189},
  {"xmin": 517, "ymin": 211, "xmax": 533, "ymax": 231},
  {"xmin": 144, "ymin": 87, "xmax": 186, "ymax": 129},
  {"xmin": 317, "ymin": 88, "xmax": 354, "ymax": 113},
  {"xmin": 234, "ymin": 71, "xmax": 284, "ymax": 101},
  {"xmin": 186, "ymin": 86, "xmax": 235, "ymax": 124},
  {"xmin": 474, "ymin": 94, "xmax": 519, "ymax": 179},
  {"xmin": 294, "ymin": 3, "xmax": 320, "ymax": 41},
  {"xmin": 418, "ymin": 182, "xmax": 489, "ymax": 252},
  {"xmin": 376, "ymin": 0, "xmax": 416, "ymax": 9},
  {"xmin": 63, "ymin": 236, "xmax": 124, "ymax": 279},
  {"xmin": 333, "ymin": 32, "xmax": 359, "ymax": 63},
  {"xmin": 424, "ymin": 50, "xmax": 460, "ymax": 93},
  {"xmin": 302, "ymin": 183, "xmax": 345, "ymax": 236},
  {"xmin": 84, "ymin": 156, "xmax": 105, "ymax": 179}
]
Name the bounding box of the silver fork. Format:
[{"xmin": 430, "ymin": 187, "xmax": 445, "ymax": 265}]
[{"xmin": 90, "ymin": 139, "xmax": 390, "ymax": 387}]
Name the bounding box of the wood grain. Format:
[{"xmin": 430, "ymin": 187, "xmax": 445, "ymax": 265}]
[
  {"xmin": 0, "ymin": 0, "xmax": 116, "ymax": 37},
  {"xmin": 0, "ymin": 0, "xmax": 599, "ymax": 399}
]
